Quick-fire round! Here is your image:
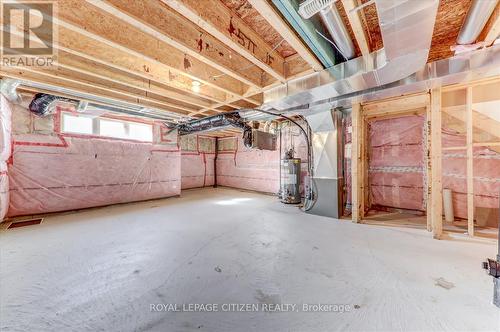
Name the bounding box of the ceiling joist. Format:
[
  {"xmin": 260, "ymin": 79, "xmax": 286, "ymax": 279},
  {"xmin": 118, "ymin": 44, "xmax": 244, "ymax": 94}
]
[{"xmin": 163, "ymin": 0, "xmax": 287, "ymax": 83}]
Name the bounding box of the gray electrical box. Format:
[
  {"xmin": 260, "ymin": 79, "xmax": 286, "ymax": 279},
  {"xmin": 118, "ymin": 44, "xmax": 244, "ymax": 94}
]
[{"xmin": 251, "ymin": 130, "xmax": 277, "ymax": 151}]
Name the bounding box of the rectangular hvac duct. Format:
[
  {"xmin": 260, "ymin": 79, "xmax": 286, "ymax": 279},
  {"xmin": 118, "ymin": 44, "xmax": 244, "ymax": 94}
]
[{"xmin": 305, "ymin": 108, "xmax": 343, "ymax": 218}]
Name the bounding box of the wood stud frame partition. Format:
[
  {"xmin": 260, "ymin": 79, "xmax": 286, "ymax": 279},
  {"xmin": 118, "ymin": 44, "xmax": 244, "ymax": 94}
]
[{"xmin": 351, "ymin": 77, "xmax": 500, "ymax": 239}]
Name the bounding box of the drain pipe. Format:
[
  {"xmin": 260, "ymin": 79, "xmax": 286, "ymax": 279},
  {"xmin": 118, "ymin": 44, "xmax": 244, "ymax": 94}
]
[
  {"xmin": 299, "ymin": 0, "xmax": 356, "ymax": 59},
  {"xmin": 457, "ymin": 0, "xmax": 499, "ymax": 45}
]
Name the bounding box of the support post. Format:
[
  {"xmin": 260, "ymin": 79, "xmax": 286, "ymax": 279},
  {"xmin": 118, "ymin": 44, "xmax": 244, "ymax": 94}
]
[
  {"xmin": 361, "ymin": 117, "xmax": 368, "ymax": 217},
  {"xmin": 351, "ymin": 103, "xmax": 362, "ymax": 223},
  {"xmin": 425, "ymin": 104, "xmax": 432, "ymax": 232},
  {"xmin": 430, "ymin": 88, "xmax": 443, "ymax": 239},
  {"xmin": 213, "ymin": 137, "xmax": 218, "ymax": 188},
  {"xmin": 466, "ymin": 87, "xmax": 474, "ymax": 236}
]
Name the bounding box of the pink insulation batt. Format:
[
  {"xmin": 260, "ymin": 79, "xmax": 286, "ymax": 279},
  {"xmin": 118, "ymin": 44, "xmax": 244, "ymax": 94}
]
[
  {"xmin": 442, "ymin": 130, "xmax": 500, "ymax": 220},
  {"xmin": 216, "ymin": 137, "xmax": 280, "ymax": 193},
  {"xmin": 0, "ymin": 95, "xmax": 12, "ymax": 220},
  {"xmin": 360, "ymin": 114, "xmax": 499, "ymax": 219},
  {"xmin": 181, "ymin": 135, "xmax": 215, "ymax": 189},
  {"xmin": 215, "ymin": 126, "xmax": 308, "ymax": 194},
  {"xmin": 8, "ymin": 102, "xmax": 180, "ymax": 217},
  {"xmin": 368, "ymin": 115, "xmax": 425, "ymax": 211}
]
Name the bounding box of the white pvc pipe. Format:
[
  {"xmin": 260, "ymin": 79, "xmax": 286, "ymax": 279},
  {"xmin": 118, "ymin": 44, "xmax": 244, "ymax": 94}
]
[{"xmin": 443, "ymin": 188, "xmax": 454, "ymax": 223}]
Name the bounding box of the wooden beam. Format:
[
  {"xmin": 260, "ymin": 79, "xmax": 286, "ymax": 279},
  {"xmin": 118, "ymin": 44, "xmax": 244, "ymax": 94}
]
[
  {"xmin": 361, "ymin": 116, "xmax": 369, "ymax": 217},
  {"xmin": 425, "ymin": 104, "xmax": 432, "ymax": 232},
  {"xmin": 442, "ymin": 107, "xmax": 500, "ymax": 153},
  {"xmin": 466, "ymin": 86, "xmax": 474, "ymax": 237},
  {"xmin": 430, "ymin": 87, "xmax": 443, "ymax": 239},
  {"xmin": 479, "ymin": 2, "xmax": 500, "ymax": 46},
  {"xmin": 351, "ymin": 103, "xmax": 362, "ymax": 223},
  {"xmin": 13, "ymin": 64, "xmax": 199, "ymax": 113},
  {"xmin": 284, "ymin": 54, "xmax": 316, "ymax": 80},
  {"xmin": 1, "ymin": 67, "xmax": 191, "ymax": 116},
  {"xmin": 342, "ymin": 0, "xmax": 371, "ymax": 56},
  {"xmin": 246, "ymin": 0, "xmax": 322, "ymax": 72},
  {"xmin": 54, "ymin": 0, "xmax": 246, "ymax": 97},
  {"xmin": 57, "ymin": 51, "xmax": 213, "ymax": 110},
  {"xmin": 362, "ymin": 93, "xmax": 430, "ymax": 116},
  {"xmin": 93, "ymin": 0, "xmax": 269, "ymax": 89},
  {"xmin": 164, "ymin": 0, "xmax": 286, "ymax": 82},
  {"xmin": 1, "ymin": 19, "xmax": 229, "ymax": 104}
]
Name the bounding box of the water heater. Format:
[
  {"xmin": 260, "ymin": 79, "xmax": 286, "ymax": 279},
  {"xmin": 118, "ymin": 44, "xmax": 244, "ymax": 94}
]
[{"xmin": 280, "ymin": 154, "xmax": 301, "ymax": 204}]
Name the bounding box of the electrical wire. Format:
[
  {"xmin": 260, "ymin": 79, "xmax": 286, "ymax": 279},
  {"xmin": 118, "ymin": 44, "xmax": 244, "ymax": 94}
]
[{"xmin": 239, "ymin": 108, "xmax": 318, "ymax": 211}]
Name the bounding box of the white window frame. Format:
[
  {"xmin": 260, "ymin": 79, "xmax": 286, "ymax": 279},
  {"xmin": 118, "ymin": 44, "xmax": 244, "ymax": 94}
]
[{"xmin": 61, "ymin": 112, "xmax": 153, "ymax": 142}]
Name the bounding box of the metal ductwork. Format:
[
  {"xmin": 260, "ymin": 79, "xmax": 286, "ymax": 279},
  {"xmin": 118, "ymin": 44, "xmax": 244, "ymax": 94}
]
[
  {"xmin": 5, "ymin": 78, "xmax": 183, "ymax": 121},
  {"xmin": 175, "ymin": 112, "xmax": 254, "ymax": 148},
  {"xmin": 280, "ymin": 43, "xmax": 500, "ymax": 116},
  {"xmin": 299, "ymin": 0, "xmax": 356, "ymax": 59},
  {"xmin": 175, "ymin": 112, "xmax": 279, "ymax": 150},
  {"xmin": 305, "ymin": 108, "xmax": 344, "ymax": 218},
  {"xmin": 29, "ymin": 93, "xmax": 77, "ymax": 117},
  {"xmin": 175, "ymin": 112, "xmax": 250, "ymax": 136},
  {"xmin": 26, "ymin": 92, "xmax": 175, "ymax": 121},
  {"xmin": 0, "ymin": 78, "xmax": 22, "ymax": 104},
  {"xmin": 457, "ymin": 0, "xmax": 499, "ymax": 45},
  {"xmin": 264, "ymin": 0, "xmax": 439, "ymax": 110}
]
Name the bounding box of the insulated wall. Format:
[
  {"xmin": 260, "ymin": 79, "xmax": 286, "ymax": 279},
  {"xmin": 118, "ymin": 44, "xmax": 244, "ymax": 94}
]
[
  {"xmin": 0, "ymin": 95, "xmax": 12, "ymax": 220},
  {"xmin": 216, "ymin": 136, "xmax": 280, "ymax": 193},
  {"xmin": 8, "ymin": 99, "xmax": 180, "ymax": 217},
  {"xmin": 368, "ymin": 115, "xmax": 425, "ymax": 211},
  {"xmin": 180, "ymin": 135, "xmax": 215, "ymax": 189},
  {"xmin": 442, "ymin": 132, "xmax": 500, "ymax": 220},
  {"xmin": 216, "ymin": 123, "xmax": 308, "ymax": 194}
]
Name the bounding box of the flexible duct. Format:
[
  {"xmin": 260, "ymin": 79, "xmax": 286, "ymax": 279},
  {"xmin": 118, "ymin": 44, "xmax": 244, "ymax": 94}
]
[
  {"xmin": 0, "ymin": 79, "xmax": 22, "ymax": 104},
  {"xmin": 319, "ymin": 4, "xmax": 356, "ymax": 59},
  {"xmin": 264, "ymin": 0, "xmax": 439, "ymax": 110},
  {"xmin": 457, "ymin": 0, "xmax": 499, "ymax": 45},
  {"xmin": 29, "ymin": 93, "xmax": 77, "ymax": 116},
  {"xmin": 298, "ymin": 0, "xmax": 356, "ymax": 59}
]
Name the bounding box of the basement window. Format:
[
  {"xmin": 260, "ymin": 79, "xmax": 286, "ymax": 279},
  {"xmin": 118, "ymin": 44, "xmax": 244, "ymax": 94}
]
[
  {"xmin": 61, "ymin": 112, "xmax": 153, "ymax": 142},
  {"xmin": 62, "ymin": 113, "xmax": 93, "ymax": 135}
]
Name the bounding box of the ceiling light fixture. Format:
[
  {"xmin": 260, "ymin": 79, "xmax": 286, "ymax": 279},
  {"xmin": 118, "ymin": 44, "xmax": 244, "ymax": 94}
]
[{"xmin": 191, "ymin": 80, "xmax": 201, "ymax": 93}]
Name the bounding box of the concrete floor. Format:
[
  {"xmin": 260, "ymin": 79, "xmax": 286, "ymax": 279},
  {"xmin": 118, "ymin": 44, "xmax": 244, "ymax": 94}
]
[{"xmin": 1, "ymin": 187, "xmax": 499, "ymax": 332}]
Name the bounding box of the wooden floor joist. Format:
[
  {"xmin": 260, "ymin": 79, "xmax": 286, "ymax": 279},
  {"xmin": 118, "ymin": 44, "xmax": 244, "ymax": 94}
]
[
  {"xmin": 92, "ymin": 0, "xmax": 269, "ymax": 89},
  {"xmin": 2, "ymin": 68, "xmax": 190, "ymax": 116},
  {"xmin": 163, "ymin": 0, "xmax": 286, "ymax": 83},
  {"xmin": 342, "ymin": 0, "xmax": 371, "ymax": 57},
  {"xmin": 56, "ymin": 51, "xmax": 214, "ymax": 110},
  {"xmin": 56, "ymin": 0, "xmax": 248, "ymax": 98},
  {"xmin": 246, "ymin": 0, "xmax": 323, "ymax": 72}
]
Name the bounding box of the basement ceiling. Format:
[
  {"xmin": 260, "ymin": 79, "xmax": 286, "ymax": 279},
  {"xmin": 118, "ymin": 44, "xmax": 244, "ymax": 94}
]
[{"xmin": 1, "ymin": 0, "xmax": 498, "ymax": 123}]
